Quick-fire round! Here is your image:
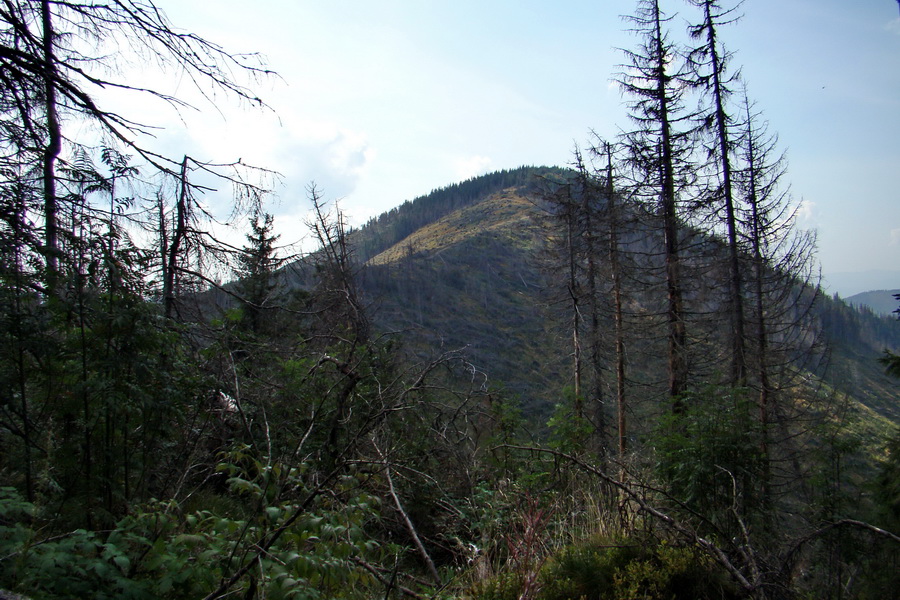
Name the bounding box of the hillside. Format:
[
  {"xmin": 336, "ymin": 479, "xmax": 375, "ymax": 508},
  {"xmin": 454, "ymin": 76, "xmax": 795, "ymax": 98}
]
[
  {"xmin": 349, "ymin": 170, "xmax": 900, "ymax": 431},
  {"xmin": 352, "ymin": 166, "xmax": 566, "ymax": 263},
  {"xmin": 361, "ymin": 185, "xmax": 560, "ymax": 416},
  {"xmin": 845, "ymin": 289, "xmax": 900, "ymax": 316}
]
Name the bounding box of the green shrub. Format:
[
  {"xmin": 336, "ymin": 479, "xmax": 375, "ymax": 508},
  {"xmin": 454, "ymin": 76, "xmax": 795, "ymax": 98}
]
[
  {"xmin": 469, "ymin": 571, "xmax": 526, "ymax": 600},
  {"xmin": 534, "ymin": 536, "xmax": 743, "ymax": 600},
  {"xmin": 538, "ymin": 538, "xmax": 641, "ymax": 600},
  {"xmin": 612, "ymin": 541, "xmax": 740, "ymax": 600},
  {"xmin": 0, "ymin": 452, "xmax": 384, "ymax": 600},
  {"xmin": 654, "ymin": 385, "xmax": 767, "ymax": 538}
]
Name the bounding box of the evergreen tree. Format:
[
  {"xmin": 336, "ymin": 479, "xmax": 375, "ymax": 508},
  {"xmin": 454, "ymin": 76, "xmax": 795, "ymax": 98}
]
[{"xmin": 236, "ymin": 210, "xmax": 282, "ymax": 334}]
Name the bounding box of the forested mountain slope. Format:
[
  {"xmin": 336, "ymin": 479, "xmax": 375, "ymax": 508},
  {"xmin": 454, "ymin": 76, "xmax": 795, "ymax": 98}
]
[
  {"xmin": 820, "ymin": 292, "xmax": 900, "ymax": 421},
  {"xmin": 349, "ymin": 169, "xmax": 900, "ymax": 430},
  {"xmin": 361, "ymin": 186, "xmax": 558, "ymax": 416},
  {"xmin": 845, "ymin": 289, "xmax": 900, "ymax": 316}
]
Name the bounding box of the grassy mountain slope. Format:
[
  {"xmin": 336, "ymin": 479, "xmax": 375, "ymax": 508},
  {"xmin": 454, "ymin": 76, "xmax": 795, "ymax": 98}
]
[
  {"xmin": 350, "ymin": 169, "xmax": 900, "ymax": 434},
  {"xmin": 353, "ymin": 166, "xmax": 565, "ymax": 263},
  {"xmin": 361, "ymin": 186, "xmax": 563, "ymax": 416}
]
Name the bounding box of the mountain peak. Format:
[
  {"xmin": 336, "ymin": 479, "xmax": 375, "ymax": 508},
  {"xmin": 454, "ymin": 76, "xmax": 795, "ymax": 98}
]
[{"xmin": 367, "ymin": 188, "xmax": 538, "ymax": 266}]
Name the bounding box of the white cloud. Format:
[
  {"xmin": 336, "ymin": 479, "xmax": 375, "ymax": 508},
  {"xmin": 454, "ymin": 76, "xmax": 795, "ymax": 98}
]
[
  {"xmin": 325, "ymin": 128, "xmax": 375, "ymax": 182},
  {"xmin": 890, "ymin": 228, "xmax": 900, "ymax": 246},
  {"xmin": 887, "ymin": 18, "xmax": 900, "ymax": 35},
  {"xmin": 797, "ymin": 199, "xmax": 818, "ymax": 224},
  {"xmin": 167, "ymin": 111, "xmax": 376, "ymax": 217},
  {"xmin": 454, "ymin": 155, "xmax": 493, "ymax": 181}
]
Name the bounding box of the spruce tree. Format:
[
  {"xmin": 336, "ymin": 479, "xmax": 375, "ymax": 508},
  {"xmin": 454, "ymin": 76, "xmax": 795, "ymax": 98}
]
[
  {"xmin": 237, "ymin": 210, "xmax": 282, "ymax": 334},
  {"xmin": 618, "ymin": 0, "xmax": 696, "ymax": 408}
]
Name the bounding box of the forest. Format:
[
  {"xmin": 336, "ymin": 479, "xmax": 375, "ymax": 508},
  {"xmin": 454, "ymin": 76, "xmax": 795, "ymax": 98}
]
[{"xmin": 1, "ymin": 1, "xmax": 899, "ymax": 599}]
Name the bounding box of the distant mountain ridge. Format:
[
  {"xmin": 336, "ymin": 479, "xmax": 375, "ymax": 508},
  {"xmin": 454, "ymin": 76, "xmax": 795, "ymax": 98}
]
[
  {"xmin": 823, "ymin": 270, "xmax": 900, "ymax": 298},
  {"xmin": 845, "ymin": 289, "xmax": 900, "ymax": 316}
]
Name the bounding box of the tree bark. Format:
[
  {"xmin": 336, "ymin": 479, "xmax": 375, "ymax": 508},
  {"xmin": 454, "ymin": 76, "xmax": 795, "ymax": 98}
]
[
  {"xmin": 41, "ymin": 0, "xmax": 61, "ymax": 294},
  {"xmin": 700, "ymin": 0, "xmax": 746, "ymax": 385},
  {"xmin": 163, "ymin": 156, "xmax": 189, "ymax": 320},
  {"xmin": 650, "ymin": 2, "xmax": 688, "ymax": 408},
  {"xmin": 603, "ymin": 144, "xmax": 628, "ymax": 460}
]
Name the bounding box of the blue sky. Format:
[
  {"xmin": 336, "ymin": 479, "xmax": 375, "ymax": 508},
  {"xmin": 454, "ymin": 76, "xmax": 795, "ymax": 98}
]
[{"xmin": 147, "ymin": 0, "xmax": 900, "ymax": 293}]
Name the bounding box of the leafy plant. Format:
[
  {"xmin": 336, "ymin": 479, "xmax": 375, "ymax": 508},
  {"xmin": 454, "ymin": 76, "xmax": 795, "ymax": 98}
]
[
  {"xmin": 0, "ymin": 446, "xmax": 385, "ymax": 600},
  {"xmin": 538, "ymin": 538, "xmax": 640, "ymax": 600},
  {"xmin": 654, "ymin": 384, "xmax": 767, "ymax": 537},
  {"xmin": 611, "ymin": 541, "xmax": 740, "ymax": 600}
]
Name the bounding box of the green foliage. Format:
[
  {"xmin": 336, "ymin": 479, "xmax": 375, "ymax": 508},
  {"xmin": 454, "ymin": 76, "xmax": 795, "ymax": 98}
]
[
  {"xmin": 469, "ymin": 571, "xmax": 527, "ymax": 600},
  {"xmin": 0, "ymin": 446, "xmax": 385, "ymax": 600},
  {"xmin": 654, "ymin": 385, "xmax": 767, "ymax": 536},
  {"xmin": 0, "ymin": 488, "xmax": 173, "ymax": 599},
  {"xmin": 873, "ymin": 428, "xmax": 900, "ymax": 529},
  {"xmin": 483, "ymin": 393, "xmax": 529, "ymax": 476},
  {"xmin": 547, "ymin": 393, "xmax": 593, "ymax": 454},
  {"xmin": 538, "ymin": 538, "xmax": 639, "ymax": 600},
  {"xmin": 808, "ymin": 411, "xmax": 865, "ymax": 526},
  {"xmin": 236, "ymin": 210, "xmax": 283, "ymax": 335},
  {"xmin": 610, "ymin": 541, "xmax": 740, "ymax": 600},
  {"xmin": 468, "ymin": 536, "xmax": 743, "ymax": 600},
  {"xmin": 0, "ymin": 259, "xmax": 208, "ymax": 527},
  {"xmin": 879, "ymin": 350, "xmax": 900, "ymax": 379}
]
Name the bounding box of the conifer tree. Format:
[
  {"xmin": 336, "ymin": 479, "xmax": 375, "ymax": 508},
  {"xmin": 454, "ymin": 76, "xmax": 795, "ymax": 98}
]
[
  {"xmin": 687, "ymin": 0, "xmax": 747, "ymax": 385},
  {"xmin": 735, "ymin": 90, "xmax": 822, "ymax": 471},
  {"xmin": 237, "ymin": 210, "xmax": 282, "ymax": 334},
  {"xmin": 618, "ymin": 0, "xmax": 695, "ymax": 408}
]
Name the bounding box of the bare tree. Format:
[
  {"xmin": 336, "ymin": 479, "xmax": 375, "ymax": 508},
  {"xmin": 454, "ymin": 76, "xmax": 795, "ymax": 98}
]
[
  {"xmin": 617, "ymin": 0, "xmax": 696, "ymax": 408},
  {"xmin": 591, "ymin": 139, "xmax": 631, "ymax": 460},
  {"xmin": 735, "ymin": 88, "xmax": 823, "ymax": 494},
  {"xmin": 573, "ymin": 147, "xmax": 608, "ymax": 443},
  {"xmin": 687, "ymin": 0, "xmax": 748, "ymax": 386},
  {"xmin": 0, "ymin": 0, "xmax": 275, "ymax": 294}
]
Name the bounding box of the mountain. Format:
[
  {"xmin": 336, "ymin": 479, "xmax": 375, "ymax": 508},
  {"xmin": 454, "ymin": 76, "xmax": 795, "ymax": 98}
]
[
  {"xmin": 823, "ymin": 270, "xmax": 900, "ymax": 298},
  {"xmin": 845, "ymin": 289, "xmax": 900, "ymax": 316},
  {"xmin": 358, "ymin": 169, "xmax": 560, "ymax": 416},
  {"xmin": 338, "ymin": 168, "xmax": 900, "ymax": 435}
]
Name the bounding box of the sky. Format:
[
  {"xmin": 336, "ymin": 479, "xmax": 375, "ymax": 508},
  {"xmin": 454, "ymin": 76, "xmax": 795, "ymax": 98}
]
[{"xmin": 131, "ymin": 0, "xmax": 899, "ymax": 295}]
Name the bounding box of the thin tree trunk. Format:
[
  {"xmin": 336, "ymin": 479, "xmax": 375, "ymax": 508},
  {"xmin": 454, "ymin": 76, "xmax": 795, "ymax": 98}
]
[
  {"xmin": 378, "ymin": 448, "xmax": 441, "ymax": 586},
  {"xmin": 11, "ymin": 196, "xmax": 34, "ymax": 501},
  {"xmin": 41, "ymin": 0, "xmax": 61, "ymax": 293},
  {"xmin": 654, "ymin": 10, "xmax": 688, "ymax": 408},
  {"xmin": 604, "ymin": 144, "xmax": 628, "ymax": 460},
  {"xmin": 164, "ymin": 157, "xmax": 189, "ymax": 319},
  {"xmin": 157, "ymin": 191, "xmax": 169, "ymax": 304},
  {"xmin": 743, "ymin": 100, "xmax": 772, "ymax": 501},
  {"xmin": 702, "ymin": 0, "xmax": 746, "ymax": 385},
  {"xmin": 566, "ymin": 194, "xmax": 583, "ymax": 417},
  {"xmin": 661, "ymin": 137, "xmax": 687, "ymax": 411},
  {"xmin": 577, "ymin": 155, "xmax": 605, "ymax": 445}
]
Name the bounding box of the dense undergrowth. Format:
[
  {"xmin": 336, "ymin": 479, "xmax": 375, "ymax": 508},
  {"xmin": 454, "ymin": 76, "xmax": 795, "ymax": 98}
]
[{"xmin": 2, "ymin": 1, "xmax": 899, "ymax": 597}]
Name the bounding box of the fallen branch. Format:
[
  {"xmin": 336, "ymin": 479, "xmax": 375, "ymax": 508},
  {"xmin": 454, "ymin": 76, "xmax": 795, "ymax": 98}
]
[
  {"xmin": 351, "ymin": 556, "xmax": 427, "ymax": 600},
  {"xmin": 374, "ymin": 443, "xmax": 442, "ymax": 586}
]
